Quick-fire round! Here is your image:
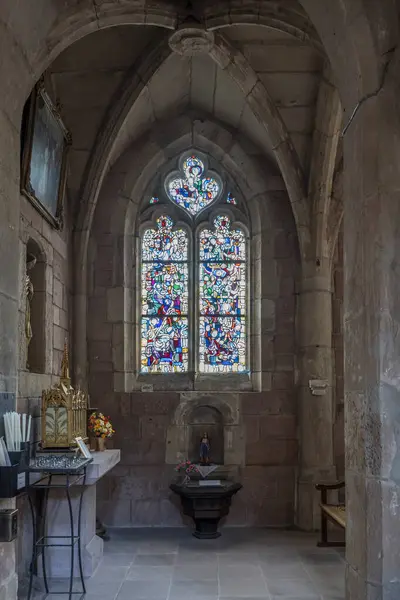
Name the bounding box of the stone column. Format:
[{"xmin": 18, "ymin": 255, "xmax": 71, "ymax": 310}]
[
  {"xmin": 297, "ymin": 258, "xmax": 336, "ymax": 530},
  {"xmin": 0, "ymin": 98, "xmax": 23, "ymax": 600},
  {"xmin": 343, "ymin": 67, "xmax": 400, "ymax": 599}
]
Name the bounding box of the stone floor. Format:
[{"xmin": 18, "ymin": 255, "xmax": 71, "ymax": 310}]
[{"xmin": 28, "ymin": 528, "xmax": 345, "ymax": 599}]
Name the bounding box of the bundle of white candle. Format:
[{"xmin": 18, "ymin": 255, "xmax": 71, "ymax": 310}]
[
  {"xmin": 3, "ymin": 412, "xmax": 32, "ymax": 452},
  {"xmin": 0, "ymin": 437, "xmax": 10, "ymax": 467}
]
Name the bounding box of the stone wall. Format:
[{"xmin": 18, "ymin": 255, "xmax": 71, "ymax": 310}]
[
  {"xmin": 95, "ymin": 389, "xmax": 297, "ymax": 527},
  {"xmin": 15, "ymin": 194, "xmax": 73, "ymax": 592},
  {"xmin": 88, "ymin": 147, "xmax": 299, "ymax": 528},
  {"xmin": 332, "ymin": 227, "xmax": 344, "ymax": 479}
]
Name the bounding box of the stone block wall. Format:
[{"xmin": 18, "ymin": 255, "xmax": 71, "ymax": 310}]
[
  {"xmin": 88, "ymin": 155, "xmax": 300, "ymax": 528},
  {"xmin": 16, "ymin": 195, "xmax": 73, "ymax": 591},
  {"xmin": 95, "ymin": 390, "xmax": 297, "ymax": 527},
  {"xmin": 332, "ymin": 227, "xmax": 344, "ymax": 479}
]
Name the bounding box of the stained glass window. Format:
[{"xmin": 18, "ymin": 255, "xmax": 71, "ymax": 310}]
[
  {"xmin": 166, "ymin": 155, "xmax": 220, "ymax": 216},
  {"xmin": 199, "ymin": 215, "xmax": 247, "ymax": 373},
  {"xmin": 140, "ymin": 216, "xmax": 189, "ymax": 373},
  {"xmin": 226, "ymin": 192, "xmax": 237, "ymax": 205},
  {"xmin": 149, "ymin": 196, "xmax": 159, "ymax": 205}
]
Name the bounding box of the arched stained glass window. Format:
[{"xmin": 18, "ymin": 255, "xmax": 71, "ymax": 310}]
[
  {"xmin": 140, "ymin": 215, "xmax": 189, "ymax": 373},
  {"xmin": 139, "ymin": 152, "xmax": 249, "ymax": 379},
  {"xmin": 199, "ymin": 216, "xmax": 247, "ymax": 373}
]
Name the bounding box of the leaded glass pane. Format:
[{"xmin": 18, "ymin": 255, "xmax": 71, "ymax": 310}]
[
  {"xmin": 199, "ymin": 216, "xmax": 246, "ymax": 261},
  {"xmin": 199, "ymin": 215, "xmax": 247, "ymax": 373},
  {"xmin": 142, "ymin": 215, "xmax": 188, "ymax": 261},
  {"xmin": 142, "ymin": 263, "xmax": 188, "ymax": 315},
  {"xmin": 141, "ymin": 316, "xmax": 189, "ymax": 373},
  {"xmin": 166, "ymin": 155, "xmax": 220, "ymax": 216},
  {"xmin": 199, "ymin": 262, "xmax": 246, "ymax": 316},
  {"xmin": 199, "ymin": 316, "xmax": 246, "ymax": 373},
  {"xmin": 141, "ymin": 215, "xmax": 189, "ymax": 373}
]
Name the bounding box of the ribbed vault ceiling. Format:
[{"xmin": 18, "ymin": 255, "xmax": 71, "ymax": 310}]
[{"xmin": 47, "ymin": 18, "xmax": 325, "ymax": 211}]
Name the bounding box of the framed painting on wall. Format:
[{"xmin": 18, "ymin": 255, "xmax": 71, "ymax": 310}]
[{"xmin": 21, "ymin": 79, "xmax": 71, "ymax": 229}]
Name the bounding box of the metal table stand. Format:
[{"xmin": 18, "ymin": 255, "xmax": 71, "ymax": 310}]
[{"xmin": 26, "ymin": 455, "xmax": 93, "ymax": 600}]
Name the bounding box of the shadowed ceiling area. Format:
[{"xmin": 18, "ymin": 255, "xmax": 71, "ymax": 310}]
[{"xmin": 46, "ymin": 20, "xmax": 325, "ymax": 210}]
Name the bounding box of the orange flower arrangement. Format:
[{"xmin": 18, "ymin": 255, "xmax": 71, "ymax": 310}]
[{"xmin": 88, "ymin": 412, "xmax": 115, "ymax": 439}]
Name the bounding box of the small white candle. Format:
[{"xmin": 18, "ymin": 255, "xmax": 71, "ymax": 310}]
[{"xmin": 26, "ymin": 415, "xmax": 32, "ymax": 444}]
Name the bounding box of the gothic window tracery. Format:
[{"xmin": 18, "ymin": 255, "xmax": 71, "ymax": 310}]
[{"xmin": 140, "ymin": 153, "xmax": 249, "ymax": 376}]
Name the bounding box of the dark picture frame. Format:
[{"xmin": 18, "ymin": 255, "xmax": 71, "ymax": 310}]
[{"xmin": 21, "ymin": 80, "xmax": 71, "ymax": 229}]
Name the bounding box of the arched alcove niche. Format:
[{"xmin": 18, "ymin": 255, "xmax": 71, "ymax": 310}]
[
  {"xmin": 86, "ymin": 114, "xmax": 300, "ymax": 398},
  {"xmin": 86, "ymin": 113, "xmax": 299, "ymax": 527},
  {"xmin": 25, "ymin": 238, "xmax": 46, "ymax": 373},
  {"xmin": 166, "ymin": 392, "xmax": 242, "ymax": 470},
  {"xmin": 188, "ymin": 405, "xmax": 224, "ymax": 465}
]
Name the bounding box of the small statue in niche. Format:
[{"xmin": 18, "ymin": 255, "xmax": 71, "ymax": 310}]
[
  {"xmin": 25, "ymin": 253, "xmax": 37, "ymax": 368},
  {"xmin": 200, "ymin": 432, "xmax": 210, "ymax": 464}
]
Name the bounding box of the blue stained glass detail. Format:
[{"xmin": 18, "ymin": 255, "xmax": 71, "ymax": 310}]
[
  {"xmin": 142, "ymin": 215, "xmax": 188, "ymax": 261},
  {"xmin": 141, "ymin": 316, "xmax": 189, "ymax": 373},
  {"xmin": 226, "ymin": 192, "xmax": 237, "ymax": 205},
  {"xmin": 141, "ymin": 215, "xmax": 189, "ymax": 373},
  {"xmin": 167, "ymin": 155, "xmax": 220, "ymax": 216},
  {"xmin": 149, "ymin": 196, "xmax": 159, "ymax": 205},
  {"xmin": 199, "ymin": 215, "xmax": 247, "ymax": 373},
  {"xmin": 199, "ymin": 263, "xmax": 246, "ymax": 316},
  {"xmin": 199, "ymin": 316, "xmax": 246, "ymax": 373},
  {"xmin": 199, "ymin": 215, "xmax": 246, "ymax": 261},
  {"xmin": 142, "ymin": 263, "xmax": 188, "ymax": 316}
]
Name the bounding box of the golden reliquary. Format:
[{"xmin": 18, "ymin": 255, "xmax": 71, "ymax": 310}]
[{"xmin": 41, "ymin": 343, "xmax": 89, "ymax": 448}]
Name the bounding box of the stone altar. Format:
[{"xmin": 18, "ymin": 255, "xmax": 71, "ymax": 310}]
[
  {"xmin": 170, "ymin": 480, "xmax": 242, "ymax": 539},
  {"xmin": 23, "ymin": 449, "xmax": 120, "ymax": 578}
]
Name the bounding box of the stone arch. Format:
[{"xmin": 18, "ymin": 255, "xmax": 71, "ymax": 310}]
[
  {"xmin": 85, "ymin": 112, "xmax": 298, "ymax": 393},
  {"xmin": 166, "ymin": 391, "xmax": 244, "ymax": 468},
  {"xmin": 72, "ymin": 28, "xmax": 309, "ymax": 385},
  {"xmin": 173, "ymin": 393, "xmax": 239, "ymax": 427},
  {"xmin": 74, "ymin": 26, "xmax": 308, "ymax": 294}
]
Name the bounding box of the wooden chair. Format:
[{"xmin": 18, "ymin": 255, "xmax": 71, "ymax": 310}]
[{"xmin": 315, "ymin": 480, "xmax": 345, "ymax": 547}]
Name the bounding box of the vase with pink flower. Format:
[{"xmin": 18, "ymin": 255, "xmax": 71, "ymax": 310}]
[{"xmin": 175, "ymin": 460, "xmax": 199, "ymax": 485}]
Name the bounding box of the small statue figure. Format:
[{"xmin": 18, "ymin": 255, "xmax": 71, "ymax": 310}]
[
  {"xmin": 200, "ymin": 432, "xmax": 210, "ymax": 464},
  {"xmin": 25, "ymin": 253, "xmax": 37, "ymax": 368}
]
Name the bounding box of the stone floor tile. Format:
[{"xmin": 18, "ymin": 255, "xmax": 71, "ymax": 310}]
[
  {"xmin": 219, "ymin": 564, "xmax": 262, "ymax": 578},
  {"xmin": 269, "ymin": 597, "xmax": 322, "ymax": 600},
  {"xmin": 265, "ymin": 578, "xmax": 321, "ymax": 597},
  {"xmin": 116, "ymin": 579, "xmax": 170, "ymax": 599},
  {"xmin": 169, "ymin": 597, "xmax": 218, "ymax": 600},
  {"xmin": 137, "ymin": 541, "xmax": 179, "ymax": 554},
  {"xmin": 175, "ymin": 551, "xmax": 217, "ymax": 565},
  {"xmin": 260, "ymin": 561, "xmax": 311, "ymax": 580},
  {"xmin": 30, "ymin": 530, "xmax": 345, "ymax": 600},
  {"xmin": 134, "ymin": 553, "xmax": 176, "ymax": 566},
  {"xmin": 298, "ymin": 552, "xmax": 344, "ymax": 566},
  {"xmin": 169, "ymin": 579, "xmax": 219, "ymax": 598},
  {"xmin": 173, "ymin": 564, "xmax": 218, "ymax": 581},
  {"xmin": 103, "ymin": 541, "xmax": 139, "ymax": 554},
  {"xmin": 92, "ymin": 565, "xmax": 130, "ymax": 581},
  {"xmin": 98, "ymin": 552, "xmax": 136, "ymax": 567},
  {"xmin": 218, "ymin": 552, "xmax": 259, "ymax": 566},
  {"xmin": 127, "ymin": 566, "xmax": 173, "ymax": 581},
  {"xmin": 219, "ymin": 577, "xmax": 269, "ymax": 598},
  {"xmin": 84, "ymin": 578, "xmax": 123, "ymax": 595}
]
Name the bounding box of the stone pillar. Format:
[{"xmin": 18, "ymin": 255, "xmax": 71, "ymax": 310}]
[
  {"xmin": 297, "ymin": 259, "xmax": 336, "ymax": 530},
  {"xmin": 343, "ymin": 69, "xmax": 400, "ymax": 599},
  {"xmin": 0, "ymin": 104, "xmax": 22, "ymax": 599}
]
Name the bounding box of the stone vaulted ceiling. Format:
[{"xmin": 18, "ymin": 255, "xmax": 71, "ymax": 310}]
[{"xmin": 47, "ymin": 14, "xmax": 326, "ymax": 219}]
